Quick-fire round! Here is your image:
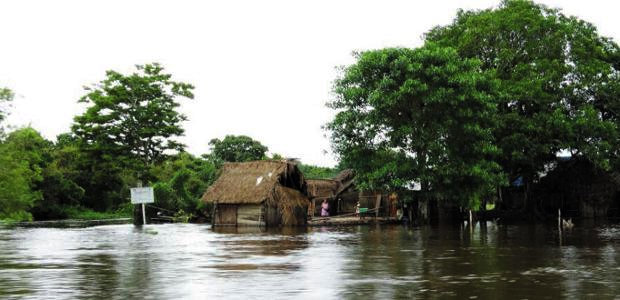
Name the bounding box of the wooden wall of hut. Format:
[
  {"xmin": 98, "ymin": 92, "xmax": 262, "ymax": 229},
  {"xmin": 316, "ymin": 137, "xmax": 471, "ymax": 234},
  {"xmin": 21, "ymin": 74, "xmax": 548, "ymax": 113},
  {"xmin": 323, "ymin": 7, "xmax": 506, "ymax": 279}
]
[
  {"xmin": 214, "ymin": 204, "xmax": 238, "ymax": 226},
  {"xmin": 264, "ymin": 204, "xmax": 281, "ymax": 226},
  {"xmin": 237, "ymin": 204, "xmax": 265, "ymax": 226},
  {"xmin": 357, "ymin": 191, "xmax": 394, "ymax": 217},
  {"xmin": 338, "ymin": 191, "xmax": 359, "ymax": 214}
]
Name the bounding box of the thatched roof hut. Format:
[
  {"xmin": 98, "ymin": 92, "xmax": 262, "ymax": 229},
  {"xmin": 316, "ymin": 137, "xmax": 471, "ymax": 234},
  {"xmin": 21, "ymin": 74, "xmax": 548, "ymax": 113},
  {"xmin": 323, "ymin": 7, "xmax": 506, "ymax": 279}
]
[
  {"xmin": 306, "ymin": 169, "xmax": 358, "ymax": 216},
  {"xmin": 202, "ymin": 160, "xmax": 309, "ymax": 226}
]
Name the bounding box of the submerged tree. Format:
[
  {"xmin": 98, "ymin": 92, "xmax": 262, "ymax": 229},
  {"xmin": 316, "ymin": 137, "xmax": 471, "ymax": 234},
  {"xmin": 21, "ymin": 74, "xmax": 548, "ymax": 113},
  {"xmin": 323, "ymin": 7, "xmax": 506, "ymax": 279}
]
[
  {"xmin": 328, "ymin": 0, "xmax": 620, "ymax": 211},
  {"xmin": 425, "ymin": 0, "xmax": 620, "ymax": 205},
  {"xmin": 328, "ymin": 44, "xmax": 505, "ymax": 208}
]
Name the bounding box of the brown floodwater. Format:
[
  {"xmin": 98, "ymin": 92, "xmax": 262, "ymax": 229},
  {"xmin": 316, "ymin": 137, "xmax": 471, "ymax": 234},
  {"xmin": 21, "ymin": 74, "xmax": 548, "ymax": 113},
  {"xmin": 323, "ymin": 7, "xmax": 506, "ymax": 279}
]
[{"xmin": 1, "ymin": 221, "xmax": 619, "ymax": 299}]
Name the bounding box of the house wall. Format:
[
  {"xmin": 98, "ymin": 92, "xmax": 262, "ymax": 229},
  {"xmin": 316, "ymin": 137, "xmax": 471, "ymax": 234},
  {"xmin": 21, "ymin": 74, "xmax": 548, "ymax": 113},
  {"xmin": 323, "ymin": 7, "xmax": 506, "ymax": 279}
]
[
  {"xmin": 337, "ymin": 191, "xmax": 359, "ymax": 214},
  {"xmin": 281, "ymin": 204, "xmax": 308, "ymax": 226},
  {"xmin": 265, "ymin": 204, "xmax": 281, "ymax": 227},
  {"xmin": 215, "ymin": 204, "xmax": 237, "ymax": 226},
  {"xmin": 214, "ymin": 203, "xmax": 307, "ymax": 227},
  {"xmin": 237, "ymin": 204, "xmax": 265, "ymax": 226}
]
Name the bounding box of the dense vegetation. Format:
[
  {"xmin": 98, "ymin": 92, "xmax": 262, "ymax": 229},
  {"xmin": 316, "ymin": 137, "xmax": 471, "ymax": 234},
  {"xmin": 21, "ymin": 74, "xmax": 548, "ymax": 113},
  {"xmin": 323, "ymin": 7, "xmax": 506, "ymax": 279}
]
[
  {"xmin": 328, "ymin": 0, "xmax": 619, "ymax": 210},
  {"xmin": 2, "ymin": 0, "xmax": 618, "ymax": 221},
  {"xmin": 0, "ymin": 65, "xmax": 325, "ymax": 222}
]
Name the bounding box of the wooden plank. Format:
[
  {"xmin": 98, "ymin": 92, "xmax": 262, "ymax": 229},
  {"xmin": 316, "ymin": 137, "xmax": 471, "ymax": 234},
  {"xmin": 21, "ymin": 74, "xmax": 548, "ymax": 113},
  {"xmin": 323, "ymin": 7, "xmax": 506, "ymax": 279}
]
[
  {"xmin": 216, "ymin": 204, "xmax": 237, "ymax": 225},
  {"xmin": 237, "ymin": 204, "xmax": 263, "ymax": 226}
]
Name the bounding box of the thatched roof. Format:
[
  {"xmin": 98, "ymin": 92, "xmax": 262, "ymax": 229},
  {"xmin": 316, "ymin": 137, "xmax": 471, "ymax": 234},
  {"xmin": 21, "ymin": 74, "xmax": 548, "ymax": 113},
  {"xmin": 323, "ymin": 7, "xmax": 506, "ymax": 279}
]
[
  {"xmin": 333, "ymin": 169, "xmax": 355, "ymax": 183},
  {"xmin": 307, "ymin": 179, "xmax": 339, "ymax": 199},
  {"xmin": 306, "ymin": 169, "xmax": 356, "ymax": 199},
  {"xmin": 202, "ymin": 160, "xmax": 307, "ymax": 204}
]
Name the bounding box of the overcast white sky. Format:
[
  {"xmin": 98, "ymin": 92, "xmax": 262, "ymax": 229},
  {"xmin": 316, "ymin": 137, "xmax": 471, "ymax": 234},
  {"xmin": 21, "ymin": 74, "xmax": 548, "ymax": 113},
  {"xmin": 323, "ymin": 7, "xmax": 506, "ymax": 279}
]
[{"xmin": 1, "ymin": 0, "xmax": 619, "ymax": 166}]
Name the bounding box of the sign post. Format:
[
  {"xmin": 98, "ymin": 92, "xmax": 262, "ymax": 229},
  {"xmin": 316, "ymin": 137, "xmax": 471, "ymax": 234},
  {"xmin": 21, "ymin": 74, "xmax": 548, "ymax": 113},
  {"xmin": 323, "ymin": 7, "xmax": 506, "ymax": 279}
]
[{"xmin": 131, "ymin": 187, "xmax": 155, "ymax": 225}]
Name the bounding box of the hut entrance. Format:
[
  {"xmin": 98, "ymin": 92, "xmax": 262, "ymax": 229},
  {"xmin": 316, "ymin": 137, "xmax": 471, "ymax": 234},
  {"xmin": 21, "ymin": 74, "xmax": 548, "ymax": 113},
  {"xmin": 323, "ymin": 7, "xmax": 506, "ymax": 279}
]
[{"xmin": 215, "ymin": 204, "xmax": 237, "ymax": 225}]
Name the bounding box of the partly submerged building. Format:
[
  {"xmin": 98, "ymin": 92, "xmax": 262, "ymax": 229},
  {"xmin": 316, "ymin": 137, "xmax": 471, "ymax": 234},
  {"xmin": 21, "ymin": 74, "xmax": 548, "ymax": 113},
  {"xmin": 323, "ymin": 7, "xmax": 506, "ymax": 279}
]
[
  {"xmin": 202, "ymin": 160, "xmax": 309, "ymax": 226},
  {"xmin": 535, "ymin": 158, "xmax": 620, "ymax": 219},
  {"xmin": 306, "ymin": 169, "xmax": 360, "ymax": 216}
]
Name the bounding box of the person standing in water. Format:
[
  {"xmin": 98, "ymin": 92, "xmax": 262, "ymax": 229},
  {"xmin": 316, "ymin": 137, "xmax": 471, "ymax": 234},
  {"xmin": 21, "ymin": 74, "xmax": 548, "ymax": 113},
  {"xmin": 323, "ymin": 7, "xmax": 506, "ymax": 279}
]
[{"xmin": 321, "ymin": 199, "xmax": 330, "ymax": 217}]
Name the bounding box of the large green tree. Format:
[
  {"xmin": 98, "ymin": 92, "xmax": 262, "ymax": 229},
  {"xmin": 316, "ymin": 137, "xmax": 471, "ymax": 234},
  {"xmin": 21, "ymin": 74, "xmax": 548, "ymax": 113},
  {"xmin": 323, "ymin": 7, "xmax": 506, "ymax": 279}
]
[
  {"xmin": 328, "ymin": 44, "xmax": 504, "ymax": 208},
  {"xmin": 425, "ymin": 0, "xmax": 620, "ymax": 203},
  {"xmin": 208, "ymin": 135, "xmax": 268, "ymax": 163},
  {"xmin": 72, "ymin": 63, "xmax": 195, "ymax": 178},
  {"xmin": 71, "ymin": 63, "xmax": 194, "ymax": 210}
]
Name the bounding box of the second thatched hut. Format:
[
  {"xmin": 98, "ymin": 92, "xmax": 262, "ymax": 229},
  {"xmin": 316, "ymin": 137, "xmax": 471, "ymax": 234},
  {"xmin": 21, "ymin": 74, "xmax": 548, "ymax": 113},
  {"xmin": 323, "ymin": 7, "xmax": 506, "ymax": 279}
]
[{"xmin": 202, "ymin": 160, "xmax": 310, "ymax": 227}]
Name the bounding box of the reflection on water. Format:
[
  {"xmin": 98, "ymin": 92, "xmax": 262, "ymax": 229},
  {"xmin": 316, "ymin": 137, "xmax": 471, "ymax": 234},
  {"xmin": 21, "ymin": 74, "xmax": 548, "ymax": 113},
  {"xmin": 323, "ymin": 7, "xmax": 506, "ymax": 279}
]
[{"xmin": 0, "ymin": 222, "xmax": 619, "ymax": 299}]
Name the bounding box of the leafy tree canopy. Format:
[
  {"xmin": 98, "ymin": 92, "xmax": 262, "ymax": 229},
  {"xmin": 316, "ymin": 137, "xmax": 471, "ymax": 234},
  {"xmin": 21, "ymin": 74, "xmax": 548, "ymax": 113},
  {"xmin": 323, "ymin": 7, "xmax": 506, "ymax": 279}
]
[
  {"xmin": 426, "ymin": 0, "xmax": 620, "ymax": 179},
  {"xmin": 151, "ymin": 152, "xmax": 218, "ymax": 215},
  {"xmin": 328, "ymin": 0, "xmax": 620, "ymax": 209},
  {"xmin": 208, "ymin": 135, "xmax": 268, "ymax": 163},
  {"xmin": 0, "ymin": 87, "xmax": 14, "ymax": 136},
  {"xmin": 328, "ymin": 44, "xmax": 504, "ymax": 207},
  {"xmin": 72, "ymin": 63, "xmax": 195, "ymax": 177},
  {"xmin": 0, "ymin": 127, "xmax": 47, "ymax": 221},
  {"xmin": 298, "ymin": 163, "xmax": 340, "ymax": 180}
]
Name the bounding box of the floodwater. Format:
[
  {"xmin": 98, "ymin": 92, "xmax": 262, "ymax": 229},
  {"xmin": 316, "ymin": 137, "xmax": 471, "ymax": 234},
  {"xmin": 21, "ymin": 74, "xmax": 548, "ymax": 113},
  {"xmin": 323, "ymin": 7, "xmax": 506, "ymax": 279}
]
[{"xmin": 1, "ymin": 222, "xmax": 620, "ymax": 299}]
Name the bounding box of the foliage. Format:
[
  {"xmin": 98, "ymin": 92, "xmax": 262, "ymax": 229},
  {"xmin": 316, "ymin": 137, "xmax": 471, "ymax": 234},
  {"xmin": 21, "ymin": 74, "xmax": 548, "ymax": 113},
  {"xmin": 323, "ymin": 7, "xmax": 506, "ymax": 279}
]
[
  {"xmin": 63, "ymin": 205, "xmax": 132, "ymax": 220},
  {"xmin": 208, "ymin": 135, "xmax": 268, "ymax": 163},
  {"xmin": 0, "ymin": 128, "xmax": 87, "ymax": 220},
  {"xmin": 72, "ymin": 63, "xmax": 194, "ymax": 180},
  {"xmin": 0, "ymin": 151, "xmax": 36, "ymax": 221},
  {"xmin": 150, "ymin": 152, "xmax": 218, "ymax": 216},
  {"xmin": 30, "ymin": 139, "xmax": 86, "ymax": 220},
  {"xmin": 328, "ymin": 0, "xmax": 620, "ymax": 209},
  {"xmin": 425, "ymin": 0, "xmax": 619, "ymax": 186},
  {"xmin": 0, "ymin": 87, "xmax": 13, "ymax": 131},
  {"xmin": 67, "ymin": 63, "xmax": 194, "ymax": 212},
  {"xmin": 0, "ymin": 66, "xmax": 219, "ymax": 222},
  {"xmin": 0, "ymin": 127, "xmax": 46, "ymax": 221},
  {"xmin": 298, "ymin": 163, "xmax": 340, "ymax": 179},
  {"xmin": 328, "ymin": 44, "xmax": 505, "ymax": 208}
]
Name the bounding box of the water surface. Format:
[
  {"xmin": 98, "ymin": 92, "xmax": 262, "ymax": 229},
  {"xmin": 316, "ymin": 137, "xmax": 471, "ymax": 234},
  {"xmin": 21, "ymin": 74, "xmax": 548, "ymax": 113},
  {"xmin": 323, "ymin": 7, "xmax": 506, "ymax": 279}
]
[{"xmin": 1, "ymin": 222, "xmax": 619, "ymax": 299}]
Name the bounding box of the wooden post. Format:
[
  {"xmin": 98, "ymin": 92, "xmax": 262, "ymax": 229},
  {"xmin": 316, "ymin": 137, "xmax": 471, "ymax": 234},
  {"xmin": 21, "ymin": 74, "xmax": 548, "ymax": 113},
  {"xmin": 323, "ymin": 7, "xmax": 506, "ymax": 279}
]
[
  {"xmin": 142, "ymin": 203, "xmax": 146, "ymax": 225},
  {"xmin": 558, "ymin": 208, "xmax": 562, "ymax": 246},
  {"xmin": 212, "ymin": 203, "xmax": 218, "ymax": 227},
  {"xmin": 312, "ymin": 199, "xmax": 316, "ymax": 218},
  {"xmin": 375, "ymin": 195, "xmax": 381, "ymax": 218},
  {"xmin": 408, "ymin": 205, "xmax": 413, "ymax": 225}
]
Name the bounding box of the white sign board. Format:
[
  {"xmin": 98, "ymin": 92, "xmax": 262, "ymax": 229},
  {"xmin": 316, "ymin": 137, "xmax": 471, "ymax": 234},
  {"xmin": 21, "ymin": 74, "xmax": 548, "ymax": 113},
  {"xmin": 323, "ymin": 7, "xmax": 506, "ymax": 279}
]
[{"xmin": 131, "ymin": 187, "xmax": 155, "ymax": 204}]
